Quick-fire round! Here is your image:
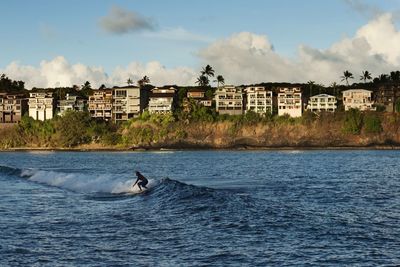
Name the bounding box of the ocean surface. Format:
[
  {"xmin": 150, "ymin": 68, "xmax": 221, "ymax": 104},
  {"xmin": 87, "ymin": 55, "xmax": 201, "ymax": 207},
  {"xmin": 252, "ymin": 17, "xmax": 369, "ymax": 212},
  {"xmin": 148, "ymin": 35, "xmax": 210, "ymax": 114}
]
[{"xmin": 0, "ymin": 150, "xmax": 399, "ymax": 266}]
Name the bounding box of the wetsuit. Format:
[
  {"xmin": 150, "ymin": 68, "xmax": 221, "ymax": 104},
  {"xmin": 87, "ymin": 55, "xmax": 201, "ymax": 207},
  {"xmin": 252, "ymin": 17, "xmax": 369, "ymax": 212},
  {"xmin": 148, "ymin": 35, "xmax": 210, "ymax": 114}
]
[{"xmin": 136, "ymin": 172, "xmax": 148, "ymax": 190}]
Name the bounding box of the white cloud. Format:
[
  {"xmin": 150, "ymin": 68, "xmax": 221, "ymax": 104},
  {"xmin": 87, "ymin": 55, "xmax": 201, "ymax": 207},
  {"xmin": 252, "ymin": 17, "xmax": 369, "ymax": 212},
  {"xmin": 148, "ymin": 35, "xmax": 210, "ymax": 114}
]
[
  {"xmin": 99, "ymin": 6, "xmax": 155, "ymax": 34},
  {"xmin": 198, "ymin": 13, "xmax": 400, "ymax": 85},
  {"xmin": 1, "ymin": 57, "xmax": 196, "ymax": 89},
  {"xmin": 2, "ymin": 13, "xmax": 400, "ymax": 88}
]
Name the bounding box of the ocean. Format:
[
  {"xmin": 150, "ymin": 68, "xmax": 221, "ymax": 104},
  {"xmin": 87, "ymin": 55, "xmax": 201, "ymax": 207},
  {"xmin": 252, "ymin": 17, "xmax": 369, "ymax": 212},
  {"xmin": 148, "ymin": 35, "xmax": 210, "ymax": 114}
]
[{"xmin": 0, "ymin": 150, "xmax": 399, "ymax": 266}]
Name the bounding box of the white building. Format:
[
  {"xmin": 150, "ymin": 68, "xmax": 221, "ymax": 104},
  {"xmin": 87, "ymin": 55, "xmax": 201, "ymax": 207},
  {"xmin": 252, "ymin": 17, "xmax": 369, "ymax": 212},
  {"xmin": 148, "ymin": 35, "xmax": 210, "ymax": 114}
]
[
  {"xmin": 113, "ymin": 86, "xmax": 141, "ymax": 122},
  {"xmin": 245, "ymin": 86, "xmax": 273, "ymax": 114},
  {"xmin": 148, "ymin": 86, "xmax": 176, "ymax": 114},
  {"xmin": 307, "ymin": 94, "xmax": 337, "ymax": 112},
  {"xmin": 28, "ymin": 92, "xmax": 54, "ymax": 121},
  {"xmin": 215, "ymin": 85, "xmax": 243, "ymax": 115},
  {"xmin": 342, "ymin": 89, "xmax": 375, "ymax": 111},
  {"xmin": 277, "ymin": 87, "xmax": 302, "ymax": 117}
]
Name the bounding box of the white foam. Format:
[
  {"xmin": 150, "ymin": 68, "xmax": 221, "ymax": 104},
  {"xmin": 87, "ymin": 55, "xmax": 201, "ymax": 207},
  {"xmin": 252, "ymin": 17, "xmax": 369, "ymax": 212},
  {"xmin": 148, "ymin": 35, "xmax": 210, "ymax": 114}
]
[{"xmin": 26, "ymin": 169, "xmax": 154, "ymax": 194}]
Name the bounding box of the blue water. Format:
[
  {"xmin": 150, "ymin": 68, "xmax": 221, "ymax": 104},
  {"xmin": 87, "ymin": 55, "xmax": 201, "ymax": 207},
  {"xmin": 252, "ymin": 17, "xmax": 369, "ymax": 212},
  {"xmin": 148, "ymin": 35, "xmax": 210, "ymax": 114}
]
[{"xmin": 0, "ymin": 150, "xmax": 399, "ymax": 266}]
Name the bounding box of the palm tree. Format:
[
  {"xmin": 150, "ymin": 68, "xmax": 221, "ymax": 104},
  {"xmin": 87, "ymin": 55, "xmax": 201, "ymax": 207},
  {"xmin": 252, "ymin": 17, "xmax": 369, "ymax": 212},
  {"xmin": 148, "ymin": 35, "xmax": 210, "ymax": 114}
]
[
  {"xmin": 390, "ymin": 71, "xmax": 400, "ymax": 85},
  {"xmin": 127, "ymin": 78, "xmax": 133, "ymax": 86},
  {"xmin": 137, "ymin": 75, "xmax": 150, "ymax": 87},
  {"xmin": 214, "ymin": 75, "xmax": 225, "ymax": 88},
  {"xmin": 201, "ymin": 65, "xmax": 215, "ymax": 78},
  {"xmin": 196, "ymin": 75, "xmax": 209, "ymax": 87},
  {"xmin": 341, "ymin": 70, "xmax": 354, "ymax": 86},
  {"xmin": 360, "ymin": 71, "xmax": 372, "ymax": 83}
]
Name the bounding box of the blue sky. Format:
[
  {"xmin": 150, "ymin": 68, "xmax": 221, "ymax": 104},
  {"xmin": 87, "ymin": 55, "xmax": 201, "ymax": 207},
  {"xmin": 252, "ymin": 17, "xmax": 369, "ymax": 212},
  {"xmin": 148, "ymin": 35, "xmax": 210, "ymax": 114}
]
[{"xmin": 2, "ymin": 0, "xmax": 400, "ymax": 87}]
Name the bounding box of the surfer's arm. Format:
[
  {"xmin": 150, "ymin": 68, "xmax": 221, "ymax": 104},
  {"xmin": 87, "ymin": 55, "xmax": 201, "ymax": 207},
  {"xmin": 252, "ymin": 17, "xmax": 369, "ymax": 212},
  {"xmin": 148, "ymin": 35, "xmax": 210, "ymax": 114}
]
[{"xmin": 132, "ymin": 178, "xmax": 139, "ymax": 187}]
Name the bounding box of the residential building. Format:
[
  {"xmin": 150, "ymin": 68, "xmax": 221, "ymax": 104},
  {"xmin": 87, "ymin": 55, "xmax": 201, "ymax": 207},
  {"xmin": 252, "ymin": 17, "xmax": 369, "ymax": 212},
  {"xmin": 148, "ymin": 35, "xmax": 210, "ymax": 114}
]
[
  {"xmin": 28, "ymin": 91, "xmax": 54, "ymax": 121},
  {"xmin": 113, "ymin": 86, "xmax": 141, "ymax": 122},
  {"xmin": 187, "ymin": 88, "xmax": 212, "ymax": 107},
  {"xmin": 215, "ymin": 85, "xmax": 244, "ymax": 115},
  {"xmin": 148, "ymin": 86, "xmax": 177, "ymax": 114},
  {"xmin": 342, "ymin": 89, "xmax": 375, "ymax": 111},
  {"xmin": 307, "ymin": 94, "xmax": 337, "ymax": 112},
  {"xmin": 88, "ymin": 89, "xmax": 113, "ymax": 121},
  {"xmin": 57, "ymin": 94, "xmax": 86, "ymax": 116},
  {"xmin": 277, "ymin": 87, "xmax": 302, "ymax": 117},
  {"xmin": 0, "ymin": 93, "xmax": 28, "ymax": 123},
  {"xmin": 374, "ymin": 85, "xmax": 400, "ymax": 112},
  {"xmin": 244, "ymin": 86, "xmax": 273, "ymax": 114}
]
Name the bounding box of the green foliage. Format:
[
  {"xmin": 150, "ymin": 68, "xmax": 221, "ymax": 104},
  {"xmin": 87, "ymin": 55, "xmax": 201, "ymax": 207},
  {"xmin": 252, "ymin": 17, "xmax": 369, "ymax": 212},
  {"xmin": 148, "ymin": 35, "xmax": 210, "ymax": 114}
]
[
  {"xmin": 396, "ymin": 99, "xmax": 400, "ymax": 113},
  {"xmin": 363, "ymin": 113, "xmax": 382, "ymax": 134},
  {"xmin": 18, "ymin": 115, "xmax": 54, "ymax": 146},
  {"xmin": 375, "ymin": 105, "xmax": 386, "ymax": 112},
  {"xmin": 274, "ymin": 114, "xmax": 297, "ymax": 125},
  {"xmin": 177, "ymin": 88, "xmax": 188, "ymax": 104},
  {"xmin": 53, "ymin": 111, "xmax": 92, "ymax": 147},
  {"xmin": 242, "ymin": 110, "xmax": 262, "ymax": 125},
  {"xmin": 301, "ymin": 110, "xmax": 316, "ymax": 125},
  {"xmin": 342, "ymin": 109, "xmax": 363, "ymax": 134},
  {"xmin": 0, "ymin": 126, "xmax": 25, "ymax": 148},
  {"xmin": 0, "ymin": 74, "xmax": 25, "ymax": 92}
]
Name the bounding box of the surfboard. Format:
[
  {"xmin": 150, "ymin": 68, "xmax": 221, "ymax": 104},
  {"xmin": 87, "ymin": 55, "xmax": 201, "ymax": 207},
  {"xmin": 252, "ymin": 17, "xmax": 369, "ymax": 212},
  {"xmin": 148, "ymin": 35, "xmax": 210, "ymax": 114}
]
[{"xmin": 128, "ymin": 185, "xmax": 149, "ymax": 195}]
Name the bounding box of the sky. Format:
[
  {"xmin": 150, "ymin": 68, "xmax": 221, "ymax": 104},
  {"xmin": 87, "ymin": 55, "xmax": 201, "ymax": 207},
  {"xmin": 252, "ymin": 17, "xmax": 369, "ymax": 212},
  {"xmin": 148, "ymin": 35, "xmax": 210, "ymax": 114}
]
[{"xmin": 1, "ymin": 0, "xmax": 400, "ymax": 88}]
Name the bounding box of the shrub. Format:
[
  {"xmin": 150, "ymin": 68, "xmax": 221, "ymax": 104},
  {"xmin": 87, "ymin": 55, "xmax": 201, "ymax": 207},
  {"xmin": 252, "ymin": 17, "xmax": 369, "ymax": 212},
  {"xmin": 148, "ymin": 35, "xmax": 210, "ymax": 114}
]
[
  {"xmin": 342, "ymin": 108, "xmax": 363, "ymax": 134},
  {"xmin": 363, "ymin": 113, "xmax": 382, "ymax": 134},
  {"xmin": 396, "ymin": 99, "xmax": 400, "ymax": 113},
  {"xmin": 53, "ymin": 111, "xmax": 91, "ymax": 147}
]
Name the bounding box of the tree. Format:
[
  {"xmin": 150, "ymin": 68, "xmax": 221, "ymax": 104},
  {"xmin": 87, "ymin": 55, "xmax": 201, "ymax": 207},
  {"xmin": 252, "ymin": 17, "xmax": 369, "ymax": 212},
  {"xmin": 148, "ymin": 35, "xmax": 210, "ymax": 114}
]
[
  {"xmin": 99, "ymin": 84, "xmax": 106, "ymax": 90},
  {"xmin": 196, "ymin": 75, "xmax": 209, "ymax": 87},
  {"xmin": 82, "ymin": 81, "xmax": 91, "ymax": 90},
  {"xmin": 214, "ymin": 75, "xmax": 225, "ymax": 88},
  {"xmin": 307, "ymin": 80, "xmax": 315, "ymax": 97},
  {"xmin": 341, "ymin": 70, "xmax": 354, "ymax": 86},
  {"xmin": 360, "ymin": 70, "xmax": 372, "ymax": 83},
  {"xmin": 137, "ymin": 75, "xmax": 150, "ymax": 87},
  {"xmin": 330, "ymin": 82, "xmax": 339, "ymax": 97},
  {"xmin": 201, "ymin": 65, "xmax": 215, "ymax": 78},
  {"xmin": 390, "ymin": 71, "xmax": 400, "ymax": 85},
  {"xmin": 127, "ymin": 78, "xmax": 133, "ymax": 86}
]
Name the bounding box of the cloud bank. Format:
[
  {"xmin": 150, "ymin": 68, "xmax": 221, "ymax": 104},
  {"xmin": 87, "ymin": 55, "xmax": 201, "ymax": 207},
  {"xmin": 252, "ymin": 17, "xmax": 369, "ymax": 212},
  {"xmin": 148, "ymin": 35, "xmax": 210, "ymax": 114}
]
[
  {"xmin": 2, "ymin": 13, "xmax": 400, "ymax": 89},
  {"xmin": 99, "ymin": 6, "xmax": 155, "ymax": 34}
]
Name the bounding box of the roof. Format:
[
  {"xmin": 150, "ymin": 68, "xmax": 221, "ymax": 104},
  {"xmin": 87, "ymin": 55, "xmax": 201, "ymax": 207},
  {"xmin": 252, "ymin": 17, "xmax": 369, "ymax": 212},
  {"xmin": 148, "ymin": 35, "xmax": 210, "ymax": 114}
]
[
  {"xmin": 342, "ymin": 89, "xmax": 372, "ymax": 93},
  {"xmin": 187, "ymin": 88, "xmax": 207, "ymax": 93},
  {"xmin": 310, "ymin": 94, "xmax": 335, "ymax": 98}
]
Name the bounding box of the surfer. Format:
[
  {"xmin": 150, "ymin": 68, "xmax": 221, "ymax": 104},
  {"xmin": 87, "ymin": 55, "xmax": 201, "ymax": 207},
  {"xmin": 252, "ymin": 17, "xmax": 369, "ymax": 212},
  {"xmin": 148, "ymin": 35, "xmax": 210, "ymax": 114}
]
[{"xmin": 133, "ymin": 171, "xmax": 148, "ymax": 191}]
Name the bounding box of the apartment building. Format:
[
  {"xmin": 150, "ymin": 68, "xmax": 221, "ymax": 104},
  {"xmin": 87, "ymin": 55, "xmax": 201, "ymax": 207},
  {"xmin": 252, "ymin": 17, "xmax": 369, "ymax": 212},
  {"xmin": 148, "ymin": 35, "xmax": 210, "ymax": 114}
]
[
  {"xmin": 307, "ymin": 94, "xmax": 337, "ymax": 112},
  {"xmin": 215, "ymin": 85, "xmax": 244, "ymax": 115},
  {"xmin": 113, "ymin": 86, "xmax": 141, "ymax": 122},
  {"xmin": 148, "ymin": 86, "xmax": 177, "ymax": 114},
  {"xmin": 28, "ymin": 91, "xmax": 54, "ymax": 121},
  {"xmin": 244, "ymin": 86, "xmax": 273, "ymax": 114},
  {"xmin": 342, "ymin": 89, "xmax": 375, "ymax": 111},
  {"xmin": 277, "ymin": 87, "xmax": 302, "ymax": 117},
  {"xmin": 0, "ymin": 93, "xmax": 28, "ymax": 123},
  {"xmin": 374, "ymin": 85, "xmax": 400, "ymax": 112},
  {"xmin": 88, "ymin": 89, "xmax": 113, "ymax": 121},
  {"xmin": 57, "ymin": 94, "xmax": 86, "ymax": 116},
  {"xmin": 187, "ymin": 88, "xmax": 212, "ymax": 107}
]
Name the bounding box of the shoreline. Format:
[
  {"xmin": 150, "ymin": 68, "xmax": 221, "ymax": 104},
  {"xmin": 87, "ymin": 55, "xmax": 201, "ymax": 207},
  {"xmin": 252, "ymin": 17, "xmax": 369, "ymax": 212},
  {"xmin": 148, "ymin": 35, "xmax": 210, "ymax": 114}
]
[{"xmin": 1, "ymin": 144, "xmax": 400, "ymax": 152}]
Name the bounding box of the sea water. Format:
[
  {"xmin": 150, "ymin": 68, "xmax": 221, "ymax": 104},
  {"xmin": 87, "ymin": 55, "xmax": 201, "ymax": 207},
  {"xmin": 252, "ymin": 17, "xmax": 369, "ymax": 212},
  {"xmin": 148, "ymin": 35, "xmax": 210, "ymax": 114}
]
[{"xmin": 0, "ymin": 150, "xmax": 399, "ymax": 266}]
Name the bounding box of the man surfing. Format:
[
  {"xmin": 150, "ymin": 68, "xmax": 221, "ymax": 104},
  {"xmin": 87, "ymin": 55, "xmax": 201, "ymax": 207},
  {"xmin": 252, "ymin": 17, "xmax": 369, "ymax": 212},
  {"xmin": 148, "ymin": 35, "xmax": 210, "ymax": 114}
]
[{"xmin": 132, "ymin": 171, "xmax": 148, "ymax": 192}]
